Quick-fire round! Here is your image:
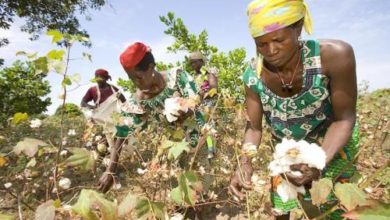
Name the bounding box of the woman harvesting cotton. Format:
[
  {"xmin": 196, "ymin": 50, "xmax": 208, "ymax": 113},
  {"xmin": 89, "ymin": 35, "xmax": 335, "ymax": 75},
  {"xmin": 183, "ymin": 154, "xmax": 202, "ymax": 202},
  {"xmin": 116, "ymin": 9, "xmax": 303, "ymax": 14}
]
[{"xmin": 229, "ymin": 0, "xmax": 359, "ymax": 219}]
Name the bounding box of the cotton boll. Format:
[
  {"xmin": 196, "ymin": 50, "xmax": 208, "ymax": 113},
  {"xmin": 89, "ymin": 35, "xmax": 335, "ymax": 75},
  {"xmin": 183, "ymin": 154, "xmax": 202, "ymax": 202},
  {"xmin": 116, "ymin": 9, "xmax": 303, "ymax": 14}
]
[
  {"xmin": 30, "ymin": 119, "xmax": 42, "ymax": 128},
  {"xmin": 276, "ymin": 179, "xmax": 306, "ymax": 202},
  {"xmin": 299, "ymin": 143, "xmax": 327, "ymax": 170},
  {"xmin": 163, "ymin": 98, "xmax": 181, "ymax": 122},
  {"xmin": 58, "ymin": 178, "xmax": 71, "ymax": 190}
]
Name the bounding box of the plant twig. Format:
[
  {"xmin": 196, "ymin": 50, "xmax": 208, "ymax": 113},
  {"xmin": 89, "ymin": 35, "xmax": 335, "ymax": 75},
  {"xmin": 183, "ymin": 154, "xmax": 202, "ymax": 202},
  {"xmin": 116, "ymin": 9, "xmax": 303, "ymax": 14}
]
[
  {"xmin": 17, "ymin": 193, "xmax": 23, "ymax": 220},
  {"xmin": 53, "ymin": 45, "xmax": 72, "ymax": 201},
  {"xmin": 1, "ymin": 189, "xmax": 34, "ymax": 211}
]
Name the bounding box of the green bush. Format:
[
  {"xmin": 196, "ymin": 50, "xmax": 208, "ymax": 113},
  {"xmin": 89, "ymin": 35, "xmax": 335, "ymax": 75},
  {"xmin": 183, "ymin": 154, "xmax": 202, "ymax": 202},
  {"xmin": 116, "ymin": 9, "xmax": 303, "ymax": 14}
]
[{"xmin": 55, "ymin": 103, "xmax": 83, "ymax": 117}]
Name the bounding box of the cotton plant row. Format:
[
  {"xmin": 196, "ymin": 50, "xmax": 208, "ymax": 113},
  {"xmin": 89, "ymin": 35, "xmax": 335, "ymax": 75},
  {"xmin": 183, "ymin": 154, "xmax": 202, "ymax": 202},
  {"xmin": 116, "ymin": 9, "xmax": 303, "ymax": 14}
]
[{"xmin": 268, "ymin": 138, "xmax": 326, "ymax": 202}]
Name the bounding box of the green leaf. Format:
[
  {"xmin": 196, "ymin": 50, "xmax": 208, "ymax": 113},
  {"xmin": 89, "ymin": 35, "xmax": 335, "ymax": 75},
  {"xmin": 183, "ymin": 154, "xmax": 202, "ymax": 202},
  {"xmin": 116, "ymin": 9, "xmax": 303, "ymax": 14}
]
[
  {"xmin": 170, "ymin": 171, "xmax": 199, "ymax": 206},
  {"xmin": 34, "ymin": 200, "xmax": 55, "ymax": 220},
  {"xmin": 48, "ymin": 60, "xmax": 65, "ymax": 74},
  {"xmin": 135, "ymin": 199, "xmax": 150, "ymax": 219},
  {"xmin": 170, "ymin": 187, "xmax": 183, "ymax": 205},
  {"xmin": 69, "ymin": 73, "xmax": 81, "ymax": 83},
  {"xmin": 150, "ymin": 202, "xmax": 166, "ymax": 220},
  {"xmin": 16, "ymin": 51, "xmax": 27, "ymax": 56},
  {"xmin": 47, "ymin": 50, "xmax": 65, "ymax": 60},
  {"xmin": 26, "ymin": 157, "xmax": 37, "ymax": 167},
  {"xmin": 309, "ymin": 178, "xmax": 333, "ymax": 206},
  {"xmin": 72, "ymin": 189, "xmax": 117, "ymax": 220},
  {"xmin": 14, "ymin": 138, "xmax": 48, "ymax": 158},
  {"xmin": 168, "ymin": 140, "xmax": 190, "ymax": 160},
  {"xmin": 180, "ymin": 174, "xmax": 195, "ymax": 206},
  {"xmin": 62, "ymin": 77, "xmax": 72, "ymax": 87},
  {"xmin": 334, "ymin": 183, "xmax": 368, "ymax": 211},
  {"xmin": 135, "ymin": 198, "xmax": 166, "ymax": 220},
  {"xmin": 64, "ymin": 148, "xmax": 96, "ymax": 171},
  {"xmin": 118, "ymin": 193, "xmax": 138, "ymax": 217},
  {"xmin": 11, "ymin": 112, "xmax": 28, "ymax": 125},
  {"xmin": 0, "ymin": 213, "xmax": 15, "ymax": 220},
  {"xmin": 47, "ymin": 30, "xmax": 63, "ymax": 44},
  {"xmin": 33, "ymin": 57, "xmax": 49, "ymax": 75},
  {"xmin": 342, "ymin": 201, "xmax": 390, "ymax": 220},
  {"xmin": 82, "ymin": 52, "xmax": 92, "ymax": 62}
]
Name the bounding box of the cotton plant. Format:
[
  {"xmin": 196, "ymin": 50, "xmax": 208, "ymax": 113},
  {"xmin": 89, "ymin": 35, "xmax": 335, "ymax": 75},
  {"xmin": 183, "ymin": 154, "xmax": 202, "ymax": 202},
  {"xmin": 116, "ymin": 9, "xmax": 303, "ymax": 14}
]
[
  {"xmin": 268, "ymin": 138, "xmax": 326, "ymax": 202},
  {"xmin": 163, "ymin": 97, "xmax": 197, "ymax": 122}
]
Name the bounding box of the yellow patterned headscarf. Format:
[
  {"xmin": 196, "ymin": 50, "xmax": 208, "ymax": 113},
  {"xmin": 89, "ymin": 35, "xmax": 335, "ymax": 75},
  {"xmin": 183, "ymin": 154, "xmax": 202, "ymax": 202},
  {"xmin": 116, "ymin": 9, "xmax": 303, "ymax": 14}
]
[
  {"xmin": 247, "ymin": 0, "xmax": 312, "ymax": 38},
  {"xmin": 247, "ymin": 0, "xmax": 312, "ymax": 76}
]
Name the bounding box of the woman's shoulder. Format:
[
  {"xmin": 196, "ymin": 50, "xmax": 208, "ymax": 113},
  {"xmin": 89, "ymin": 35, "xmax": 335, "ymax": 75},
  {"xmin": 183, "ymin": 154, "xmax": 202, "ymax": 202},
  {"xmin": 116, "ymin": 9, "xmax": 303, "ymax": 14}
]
[
  {"xmin": 319, "ymin": 39, "xmax": 355, "ymax": 76},
  {"xmin": 319, "ymin": 39, "xmax": 354, "ymax": 57}
]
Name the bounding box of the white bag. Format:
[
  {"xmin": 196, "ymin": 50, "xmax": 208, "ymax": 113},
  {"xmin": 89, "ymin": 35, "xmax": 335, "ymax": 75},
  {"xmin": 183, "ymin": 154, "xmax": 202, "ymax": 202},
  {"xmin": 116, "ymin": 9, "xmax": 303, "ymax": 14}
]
[{"xmin": 91, "ymin": 85, "xmax": 121, "ymax": 131}]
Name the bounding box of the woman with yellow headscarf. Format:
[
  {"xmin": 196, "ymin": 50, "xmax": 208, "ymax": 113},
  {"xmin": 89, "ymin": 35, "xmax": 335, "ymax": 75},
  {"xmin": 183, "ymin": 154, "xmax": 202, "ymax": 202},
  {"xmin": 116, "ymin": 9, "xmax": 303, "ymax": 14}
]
[{"xmin": 230, "ymin": 0, "xmax": 358, "ymax": 219}]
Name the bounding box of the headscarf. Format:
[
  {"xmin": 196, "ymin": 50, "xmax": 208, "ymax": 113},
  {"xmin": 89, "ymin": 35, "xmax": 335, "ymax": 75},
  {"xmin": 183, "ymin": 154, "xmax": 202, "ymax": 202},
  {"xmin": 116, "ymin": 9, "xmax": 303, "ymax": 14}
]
[
  {"xmin": 247, "ymin": 0, "xmax": 312, "ymax": 38},
  {"xmin": 247, "ymin": 0, "xmax": 313, "ymax": 76},
  {"xmin": 189, "ymin": 51, "xmax": 205, "ymax": 61},
  {"xmin": 95, "ymin": 69, "xmax": 111, "ymax": 80},
  {"xmin": 120, "ymin": 42, "xmax": 150, "ymax": 71}
]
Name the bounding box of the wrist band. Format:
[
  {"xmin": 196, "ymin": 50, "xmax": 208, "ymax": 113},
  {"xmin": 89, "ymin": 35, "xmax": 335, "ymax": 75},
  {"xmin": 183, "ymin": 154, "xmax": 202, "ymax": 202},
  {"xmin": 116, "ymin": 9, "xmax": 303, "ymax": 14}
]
[{"xmin": 242, "ymin": 143, "xmax": 257, "ymax": 157}]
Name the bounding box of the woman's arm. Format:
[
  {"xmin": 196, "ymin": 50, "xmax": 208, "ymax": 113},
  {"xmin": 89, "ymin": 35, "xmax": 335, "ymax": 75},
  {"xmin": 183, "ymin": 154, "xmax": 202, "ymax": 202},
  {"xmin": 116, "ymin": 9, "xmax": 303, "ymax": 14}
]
[
  {"xmin": 207, "ymin": 72, "xmax": 218, "ymax": 90},
  {"xmin": 229, "ymin": 85, "xmax": 263, "ymax": 199},
  {"xmin": 320, "ymin": 39, "xmax": 357, "ymax": 163}
]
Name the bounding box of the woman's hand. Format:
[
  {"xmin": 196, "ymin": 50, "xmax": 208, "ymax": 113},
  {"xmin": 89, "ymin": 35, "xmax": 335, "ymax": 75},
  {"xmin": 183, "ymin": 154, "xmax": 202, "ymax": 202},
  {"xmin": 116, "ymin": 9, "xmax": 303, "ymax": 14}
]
[
  {"xmin": 171, "ymin": 109, "xmax": 193, "ymax": 123},
  {"xmin": 284, "ymin": 163, "xmax": 321, "ymax": 187},
  {"xmin": 229, "ymin": 156, "xmax": 253, "ymax": 200},
  {"xmin": 98, "ymin": 172, "xmax": 115, "ymax": 193}
]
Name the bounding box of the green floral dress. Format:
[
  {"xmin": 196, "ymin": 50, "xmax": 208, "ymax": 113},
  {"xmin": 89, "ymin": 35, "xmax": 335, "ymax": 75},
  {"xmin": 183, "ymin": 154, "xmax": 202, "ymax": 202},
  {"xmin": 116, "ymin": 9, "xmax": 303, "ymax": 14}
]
[
  {"xmin": 243, "ymin": 40, "xmax": 359, "ymax": 218},
  {"xmin": 115, "ymin": 68, "xmax": 205, "ymax": 146}
]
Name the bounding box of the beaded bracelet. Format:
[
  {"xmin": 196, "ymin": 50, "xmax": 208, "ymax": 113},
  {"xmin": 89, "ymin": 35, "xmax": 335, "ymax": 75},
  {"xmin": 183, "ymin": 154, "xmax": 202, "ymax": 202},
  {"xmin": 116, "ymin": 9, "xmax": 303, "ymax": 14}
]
[{"xmin": 242, "ymin": 143, "xmax": 257, "ymax": 157}]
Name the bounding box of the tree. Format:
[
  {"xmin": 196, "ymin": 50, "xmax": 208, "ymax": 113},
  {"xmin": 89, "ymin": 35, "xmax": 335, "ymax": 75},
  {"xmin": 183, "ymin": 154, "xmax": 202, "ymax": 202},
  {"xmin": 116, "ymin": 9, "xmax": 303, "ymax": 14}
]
[
  {"xmin": 0, "ymin": 0, "xmax": 106, "ymax": 47},
  {"xmin": 0, "ymin": 60, "xmax": 51, "ymax": 124}
]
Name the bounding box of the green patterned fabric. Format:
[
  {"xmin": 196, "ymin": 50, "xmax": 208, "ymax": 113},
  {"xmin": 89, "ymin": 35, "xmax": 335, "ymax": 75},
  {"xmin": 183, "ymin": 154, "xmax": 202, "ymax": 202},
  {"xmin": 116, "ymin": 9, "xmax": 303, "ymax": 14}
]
[
  {"xmin": 243, "ymin": 40, "xmax": 359, "ymax": 219},
  {"xmin": 243, "ymin": 40, "xmax": 332, "ymax": 143},
  {"xmin": 115, "ymin": 69, "xmax": 205, "ymax": 147}
]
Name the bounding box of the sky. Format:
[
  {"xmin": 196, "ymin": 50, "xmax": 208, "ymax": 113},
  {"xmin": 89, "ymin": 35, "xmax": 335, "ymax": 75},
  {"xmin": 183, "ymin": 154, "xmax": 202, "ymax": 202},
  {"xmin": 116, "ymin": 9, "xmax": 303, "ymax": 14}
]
[{"xmin": 1, "ymin": 0, "xmax": 390, "ymax": 114}]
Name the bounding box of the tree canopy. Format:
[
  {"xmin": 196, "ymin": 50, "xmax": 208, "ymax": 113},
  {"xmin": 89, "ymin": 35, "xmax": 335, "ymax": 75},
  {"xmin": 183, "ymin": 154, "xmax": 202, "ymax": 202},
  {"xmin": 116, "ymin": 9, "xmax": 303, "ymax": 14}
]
[
  {"xmin": 0, "ymin": 60, "xmax": 51, "ymax": 124},
  {"xmin": 0, "ymin": 0, "xmax": 106, "ymax": 46}
]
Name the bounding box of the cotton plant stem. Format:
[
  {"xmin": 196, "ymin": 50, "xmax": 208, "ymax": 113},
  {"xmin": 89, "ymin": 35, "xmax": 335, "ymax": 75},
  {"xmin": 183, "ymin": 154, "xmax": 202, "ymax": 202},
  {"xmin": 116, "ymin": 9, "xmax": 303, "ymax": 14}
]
[
  {"xmin": 189, "ymin": 94, "xmax": 220, "ymax": 170},
  {"xmin": 313, "ymin": 204, "xmax": 338, "ymax": 220},
  {"xmin": 53, "ymin": 45, "xmax": 71, "ymax": 201},
  {"xmin": 359, "ymin": 160, "xmax": 389, "ymax": 189},
  {"xmin": 17, "ymin": 193, "xmax": 23, "ymax": 220},
  {"xmin": 246, "ymin": 191, "xmax": 251, "ymax": 219},
  {"xmin": 2, "ymin": 189, "xmax": 34, "ymax": 211}
]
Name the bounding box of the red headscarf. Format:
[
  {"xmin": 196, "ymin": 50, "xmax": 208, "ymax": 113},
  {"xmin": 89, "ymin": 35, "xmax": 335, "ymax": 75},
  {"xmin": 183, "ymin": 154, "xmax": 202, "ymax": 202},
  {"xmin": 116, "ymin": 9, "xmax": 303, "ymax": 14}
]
[
  {"xmin": 95, "ymin": 69, "xmax": 111, "ymax": 80},
  {"xmin": 120, "ymin": 42, "xmax": 149, "ymax": 72}
]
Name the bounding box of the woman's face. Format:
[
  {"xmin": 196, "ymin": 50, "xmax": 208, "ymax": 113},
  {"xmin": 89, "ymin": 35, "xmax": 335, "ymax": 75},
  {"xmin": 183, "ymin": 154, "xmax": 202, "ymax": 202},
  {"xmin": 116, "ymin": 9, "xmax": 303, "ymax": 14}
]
[
  {"xmin": 126, "ymin": 63, "xmax": 155, "ymax": 90},
  {"xmin": 254, "ymin": 27, "xmax": 300, "ymax": 68},
  {"xmin": 190, "ymin": 59, "xmax": 203, "ymax": 72}
]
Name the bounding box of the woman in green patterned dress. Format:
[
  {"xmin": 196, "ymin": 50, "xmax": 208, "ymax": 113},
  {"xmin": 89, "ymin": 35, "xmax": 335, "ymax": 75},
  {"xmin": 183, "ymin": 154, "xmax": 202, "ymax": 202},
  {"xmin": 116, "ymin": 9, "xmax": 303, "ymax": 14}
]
[
  {"xmin": 98, "ymin": 42, "xmax": 208, "ymax": 193},
  {"xmin": 229, "ymin": 0, "xmax": 358, "ymax": 219}
]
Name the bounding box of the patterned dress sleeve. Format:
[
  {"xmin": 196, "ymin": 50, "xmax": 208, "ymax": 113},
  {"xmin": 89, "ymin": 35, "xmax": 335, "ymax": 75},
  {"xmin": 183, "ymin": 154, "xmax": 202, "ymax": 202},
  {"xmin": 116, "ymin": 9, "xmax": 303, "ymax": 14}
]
[
  {"xmin": 176, "ymin": 70, "xmax": 206, "ymax": 126},
  {"xmin": 176, "ymin": 70, "xmax": 198, "ymax": 98},
  {"xmin": 115, "ymin": 96, "xmax": 146, "ymax": 138}
]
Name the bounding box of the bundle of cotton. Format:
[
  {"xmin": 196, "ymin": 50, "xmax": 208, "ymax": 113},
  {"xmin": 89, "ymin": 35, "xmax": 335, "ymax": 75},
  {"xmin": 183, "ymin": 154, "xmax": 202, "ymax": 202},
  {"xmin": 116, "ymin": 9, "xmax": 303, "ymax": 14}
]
[
  {"xmin": 163, "ymin": 97, "xmax": 197, "ymax": 122},
  {"xmin": 268, "ymin": 138, "xmax": 326, "ymax": 202}
]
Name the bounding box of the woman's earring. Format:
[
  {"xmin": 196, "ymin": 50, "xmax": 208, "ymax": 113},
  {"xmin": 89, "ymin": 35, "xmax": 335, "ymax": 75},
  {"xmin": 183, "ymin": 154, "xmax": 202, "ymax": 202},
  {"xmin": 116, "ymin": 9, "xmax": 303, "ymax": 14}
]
[
  {"xmin": 152, "ymin": 71, "xmax": 156, "ymax": 78},
  {"xmin": 298, "ymin": 36, "xmax": 303, "ymax": 48}
]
